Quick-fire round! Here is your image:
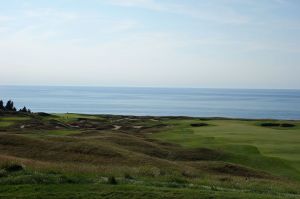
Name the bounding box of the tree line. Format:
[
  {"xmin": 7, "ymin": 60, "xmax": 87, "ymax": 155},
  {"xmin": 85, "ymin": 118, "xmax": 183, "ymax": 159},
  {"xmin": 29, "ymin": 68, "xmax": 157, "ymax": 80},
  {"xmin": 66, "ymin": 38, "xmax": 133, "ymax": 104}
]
[{"xmin": 0, "ymin": 100, "xmax": 31, "ymax": 113}]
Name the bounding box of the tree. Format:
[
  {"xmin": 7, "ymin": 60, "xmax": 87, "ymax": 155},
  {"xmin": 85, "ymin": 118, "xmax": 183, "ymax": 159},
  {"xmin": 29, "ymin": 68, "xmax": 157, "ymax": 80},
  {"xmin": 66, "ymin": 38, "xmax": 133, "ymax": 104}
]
[
  {"xmin": 1, "ymin": 100, "xmax": 31, "ymax": 113},
  {"xmin": 19, "ymin": 106, "xmax": 28, "ymax": 113},
  {"xmin": 19, "ymin": 106, "xmax": 32, "ymax": 113},
  {"xmin": 5, "ymin": 100, "xmax": 16, "ymax": 111},
  {"xmin": 0, "ymin": 100, "xmax": 4, "ymax": 110}
]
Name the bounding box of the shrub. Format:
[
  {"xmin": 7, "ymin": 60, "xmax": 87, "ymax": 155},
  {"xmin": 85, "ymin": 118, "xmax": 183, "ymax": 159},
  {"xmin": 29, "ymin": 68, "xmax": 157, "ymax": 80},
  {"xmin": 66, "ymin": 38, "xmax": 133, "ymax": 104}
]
[
  {"xmin": 168, "ymin": 176, "xmax": 188, "ymax": 184},
  {"xmin": 138, "ymin": 166, "xmax": 161, "ymax": 177},
  {"xmin": 181, "ymin": 169, "xmax": 197, "ymax": 178},
  {"xmin": 2, "ymin": 163, "xmax": 24, "ymax": 172},
  {"xmin": 124, "ymin": 173, "xmax": 133, "ymax": 180},
  {"xmin": 261, "ymin": 123, "xmax": 280, "ymax": 127},
  {"xmin": 190, "ymin": 123, "xmax": 209, "ymax": 127},
  {"xmin": 0, "ymin": 169, "xmax": 8, "ymax": 178},
  {"xmin": 280, "ymin": 123, "xmax": 295, "ymax": 128},
  {"xmin": 37, "ymin": 112, "xmax": 51, "ymax": 116},
  {"xmin": 211, "ymin": 185, "xmax": 218, "ymax": 191},
  {"xmin": 261, "ymin": 123, "xmax": 295, "ymax": 128},
  {"xmin": 108, "ymin": 176, "xmax": 117, "ymax": 185}
]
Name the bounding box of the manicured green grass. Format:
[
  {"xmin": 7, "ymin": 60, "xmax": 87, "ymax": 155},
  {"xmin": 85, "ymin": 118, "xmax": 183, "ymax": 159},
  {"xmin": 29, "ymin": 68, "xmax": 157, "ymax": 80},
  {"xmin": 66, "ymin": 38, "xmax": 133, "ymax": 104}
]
[
  {"xmin": 152, "ymin": 119, "xmax": 300, "ymax": 179},
  {"xmin": 0, "ymin": 116, "xmax": 29, "ymax": 127},
  {"xmin": 54, "ymin": 113, "xmax": 102, "ymax": 122},
  {"xmin": 0, "ymin": 121, "xmax": 14, "ymax": 127}
]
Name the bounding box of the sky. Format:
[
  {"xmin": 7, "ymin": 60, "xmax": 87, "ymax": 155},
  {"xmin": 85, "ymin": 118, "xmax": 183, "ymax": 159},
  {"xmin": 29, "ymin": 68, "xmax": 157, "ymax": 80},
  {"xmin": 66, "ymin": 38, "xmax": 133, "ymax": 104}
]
[{"xmin": 0, "ymin": 0, "xmax": 300, "ymax": 89}]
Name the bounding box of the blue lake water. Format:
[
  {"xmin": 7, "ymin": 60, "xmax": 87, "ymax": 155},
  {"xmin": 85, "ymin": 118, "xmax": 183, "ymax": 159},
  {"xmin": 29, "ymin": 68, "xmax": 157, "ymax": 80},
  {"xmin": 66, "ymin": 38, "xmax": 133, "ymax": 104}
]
[{"xmin": 0, "ymin": 86, "xmax": 300, "ymax": 120}]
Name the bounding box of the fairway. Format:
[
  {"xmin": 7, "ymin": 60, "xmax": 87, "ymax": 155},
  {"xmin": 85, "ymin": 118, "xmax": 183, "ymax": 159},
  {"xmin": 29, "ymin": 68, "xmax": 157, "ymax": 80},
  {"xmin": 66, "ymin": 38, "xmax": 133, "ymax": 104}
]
[
  {"xmin": 0, "ymin": 116, "xmax": 29, "ymax": 127},
  {"xmin": 152, "ymin": 119, "xmax": 300, "ymax": 179}
]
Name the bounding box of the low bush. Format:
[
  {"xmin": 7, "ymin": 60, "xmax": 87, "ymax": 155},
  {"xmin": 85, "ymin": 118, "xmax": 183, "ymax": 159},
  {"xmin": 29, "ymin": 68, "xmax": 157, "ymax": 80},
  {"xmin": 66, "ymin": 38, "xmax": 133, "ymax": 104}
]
[
  {"xmin": 138, "ymin": 166, "xmax": 161, "ymax": 177},
  {"xmin": 0, "ymin": 170, "xmax": 8, "ymax": 178},
  {"xmin": 260, "ymin": 123, "xmax": 280, "ymax": 127},
  {"xmin": 108, "ymin": 176, "xmax": 117, "ymax": 185},
  {"xmin": 261, "ymin": 123, "xmax": 295, "ymax": 128},
  {"xmin": 2, "ymin": 163, "xmax": 24, "ymax": 172},
  {"xmin": 280, "ymin": 123, "xmax": 295, "ymax": 128},
  {"xmin": 190, "ymin": 123, "xmax": 209, "ymax": 127},
  {"xmin": 124, "ymin": 173, "xmax": 133, "ymax": 180}
]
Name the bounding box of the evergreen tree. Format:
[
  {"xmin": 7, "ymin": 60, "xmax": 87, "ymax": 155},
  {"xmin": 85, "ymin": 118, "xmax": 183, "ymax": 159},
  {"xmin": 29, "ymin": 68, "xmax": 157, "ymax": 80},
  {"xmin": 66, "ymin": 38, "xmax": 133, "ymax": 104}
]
[
  {"xmin": 19, "ymin": 106, "xmax": 28, "ymax": 113},
  {"xmin": 1, "ymin": 100, "xmax": 31, "ymax": 113},
  {"xmin": 5, "ymin": 100, "xmax": 16, "ymax": 111},
  {"xmin": 0, "ymin": 100, "xmax": 4, "ymax": 110}
]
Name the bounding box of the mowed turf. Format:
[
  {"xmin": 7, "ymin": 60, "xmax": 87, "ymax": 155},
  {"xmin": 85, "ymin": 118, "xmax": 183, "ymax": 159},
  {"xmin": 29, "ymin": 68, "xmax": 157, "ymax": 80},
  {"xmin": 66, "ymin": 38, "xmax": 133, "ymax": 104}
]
[
  {"xmin": 0, "ymin": 116, "xmax": 29, "ymax": 127},
  {"xmin": 152, "ymin": 119, "xmax": 300, "ymax": 179},
  {"xmin": 0, "ymin": 112, "xmax": 300, "ymax": 198}
]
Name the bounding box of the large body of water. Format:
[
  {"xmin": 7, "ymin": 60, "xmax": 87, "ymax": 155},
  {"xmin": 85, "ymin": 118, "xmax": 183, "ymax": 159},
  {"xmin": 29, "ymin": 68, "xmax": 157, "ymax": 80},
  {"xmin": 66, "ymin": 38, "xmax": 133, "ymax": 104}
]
[{"xmin": 0, "ymin": 86, "xmax": 300, "ymax": 120}]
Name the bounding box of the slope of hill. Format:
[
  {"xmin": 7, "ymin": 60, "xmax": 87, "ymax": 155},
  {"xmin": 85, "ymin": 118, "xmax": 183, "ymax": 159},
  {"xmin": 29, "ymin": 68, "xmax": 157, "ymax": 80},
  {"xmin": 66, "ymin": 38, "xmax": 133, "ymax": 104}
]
[{"xmin": 0, "ymin": 112, "xmax": 299, "ymax": 198}]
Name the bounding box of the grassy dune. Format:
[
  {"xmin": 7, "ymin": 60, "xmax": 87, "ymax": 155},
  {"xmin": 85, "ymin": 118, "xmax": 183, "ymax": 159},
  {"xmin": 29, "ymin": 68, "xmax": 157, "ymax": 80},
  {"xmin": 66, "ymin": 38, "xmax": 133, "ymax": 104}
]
[{"xmin": 0, "ymin": 112, "xmax": 299, "ymax": 198}]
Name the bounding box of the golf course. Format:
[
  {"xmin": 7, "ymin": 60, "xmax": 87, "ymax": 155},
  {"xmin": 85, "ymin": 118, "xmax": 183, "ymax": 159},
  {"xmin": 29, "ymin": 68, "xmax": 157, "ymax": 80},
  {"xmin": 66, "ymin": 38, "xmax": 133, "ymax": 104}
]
[{"xmin": 0, "ymin": 111, "xmax": 299, "ymax": 198}]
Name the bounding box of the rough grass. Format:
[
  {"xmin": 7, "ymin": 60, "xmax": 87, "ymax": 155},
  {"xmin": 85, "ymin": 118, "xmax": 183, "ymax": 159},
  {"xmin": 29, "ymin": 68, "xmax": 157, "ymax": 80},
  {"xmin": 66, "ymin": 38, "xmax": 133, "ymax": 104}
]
[
  {"xmin": 0, "ymin": 113, "xmax": 299, "ymax": 198},
  {"xmin": 0, "ymin": 117, "xmax": 30, "ymax": 121},
  {"xmin": 3, "ymin": 184, "xmax": 299, "ymax": 199},
  {"xmin": 42, "ymin": 130, "xmax": 82, "ymax": 136}
]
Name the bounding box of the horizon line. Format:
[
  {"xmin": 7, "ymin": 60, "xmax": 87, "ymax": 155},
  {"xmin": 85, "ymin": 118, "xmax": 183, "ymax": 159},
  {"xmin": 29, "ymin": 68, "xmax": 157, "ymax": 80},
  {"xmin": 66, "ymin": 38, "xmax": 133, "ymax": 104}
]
[{"xmin": 0, "ymin": 84, "xmax": 300, "ymax": 91}]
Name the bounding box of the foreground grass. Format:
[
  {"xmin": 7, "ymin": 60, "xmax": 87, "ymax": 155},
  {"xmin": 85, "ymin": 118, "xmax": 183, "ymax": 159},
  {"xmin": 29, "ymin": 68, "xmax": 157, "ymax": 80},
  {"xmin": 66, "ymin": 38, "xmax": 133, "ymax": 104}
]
[{"xmin": 2, "ymin": 184, "xmax": 299, "ymax": 199}]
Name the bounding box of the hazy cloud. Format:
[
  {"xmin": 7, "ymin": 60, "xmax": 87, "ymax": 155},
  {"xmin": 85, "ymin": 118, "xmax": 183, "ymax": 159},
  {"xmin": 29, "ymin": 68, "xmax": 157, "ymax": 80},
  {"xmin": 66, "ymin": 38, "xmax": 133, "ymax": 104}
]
[
  {"xmin": 0, "ymin": 0, "xmax": 299, "ymax": 88},
  {"xmin": 107, "ymin": 0, "xmax": 250, "ymax": 24}
]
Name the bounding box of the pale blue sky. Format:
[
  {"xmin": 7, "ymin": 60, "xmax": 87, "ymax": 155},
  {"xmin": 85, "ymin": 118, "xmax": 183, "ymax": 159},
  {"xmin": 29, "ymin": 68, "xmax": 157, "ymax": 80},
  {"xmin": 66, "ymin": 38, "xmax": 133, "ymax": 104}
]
[{"xmin": 0, "ymin": 0, "xmax": 300, "ymax": 89}]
